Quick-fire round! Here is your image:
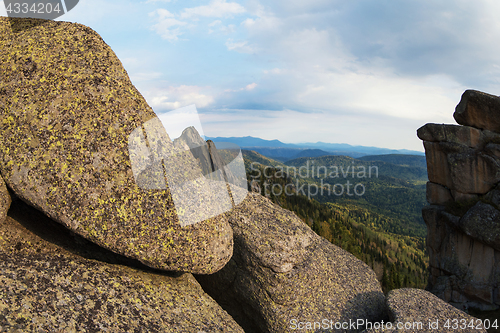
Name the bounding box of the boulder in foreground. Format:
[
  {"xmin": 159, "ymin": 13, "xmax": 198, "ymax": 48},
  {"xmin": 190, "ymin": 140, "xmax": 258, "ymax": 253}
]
[
  {"xmin": 196, "ymin": 193, "xmax": 386, "ymax": 333},
  {"xmin": 0, "ymin": 200, "xmax": 244, "ymax": 332},
  {"xmin": 0, "ymin": 17, "xmax": 233, "ymax": 273}
]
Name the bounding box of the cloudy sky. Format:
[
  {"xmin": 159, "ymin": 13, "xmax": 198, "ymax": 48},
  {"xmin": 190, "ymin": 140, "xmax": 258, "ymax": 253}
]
[{"xmin": 3, "ymin": 0, "xmax": 500, "ymax": 151}]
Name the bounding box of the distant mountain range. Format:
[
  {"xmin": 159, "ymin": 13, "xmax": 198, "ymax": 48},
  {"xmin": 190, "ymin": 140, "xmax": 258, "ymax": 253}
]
[{"xmin": 207, "ymin": 136, "xmax": 425, "ymax": 161}]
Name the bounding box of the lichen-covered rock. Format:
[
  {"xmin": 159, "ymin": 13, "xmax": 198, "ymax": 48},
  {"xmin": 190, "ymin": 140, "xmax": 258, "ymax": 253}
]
[
  {"xmin": 0, "ymin": 17, "xmax": 233, "ymax": 273},
  {"xmin": 196, "ymin": 192, "xmax": 386, "ymax": 333},
  {"xmin": 362, "ymin": 288, "xmax": 487, "ymax": 333},
  {"xmin": 0, "ymin": 176, "xmax": 11, "ymax": 223},
  {"xmin": 454, "ymin": 90, "xmax": 500, "ymax": 133},
  {"xmin": 0, "ymin": 200, "xmax": 244, "ymax": 333}
]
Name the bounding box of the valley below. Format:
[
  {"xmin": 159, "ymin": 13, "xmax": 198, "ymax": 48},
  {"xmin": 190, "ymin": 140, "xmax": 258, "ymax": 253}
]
[{"xmin": 243, "ymin": 149, "xmax": 429, "ymax": 292}]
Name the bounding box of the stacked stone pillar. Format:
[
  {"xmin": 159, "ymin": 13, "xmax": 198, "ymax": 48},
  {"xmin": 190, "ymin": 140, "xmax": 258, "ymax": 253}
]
[{"xmin": 418, "ymin": 90, "xmax": 500, "ymax": 310}]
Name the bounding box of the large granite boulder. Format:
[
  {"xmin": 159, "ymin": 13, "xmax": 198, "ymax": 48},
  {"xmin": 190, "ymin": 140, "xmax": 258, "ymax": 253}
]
[
  {"xmin": 196, "ymin": 192, "xmax": 386, "ymax": 333},
  {"xmin": 0, "ymin": 17, "xmax": 233, "ymax": 273},
  {"xmin": 454, "ymin": 90, "xmax": 500, "ymax": 133},
  {"xmin": 363, "ymin": 288, "xmax": 487, "ymax": 332},
  {"xmin": 0, "ymin": 200, "xmax": 244, "ymax": 332}
]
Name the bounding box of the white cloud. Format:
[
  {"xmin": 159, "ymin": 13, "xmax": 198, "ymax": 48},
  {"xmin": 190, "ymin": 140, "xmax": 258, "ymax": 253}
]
[
  {"xmin": 225, "ymin": 39, "xmax": 256, "ymax": 53},
  {"xmin": 180, "ymin": 0, "xmax": 245, "ymax": 19},
  {"xmin": 150, "ymin": 9, "xmax": 186, "ymax": 41},
  {"xmin": 146, "ymin": 85, "xmax": 215, "ymax": 111},
  {"xmin": 220, "ymin": 2, "xmax": 470, "ymax": 120},
  {"xmin": 149, "ymin": 1, "xmax": 244, "ymax": 41},
  {"xmin": 154, "ymin": 8, "xmax": 175, "ymax": 19},
  {"xmin": 208, "ymin": 20, "xmax": 222, "ymax": 27},
  {"xmin": 208, "ymin": 20, "xmax": 236, "ymax": 34},
  {"xmin": 224, "ymin": 83, "xmax": 258, "ymax": 93},
  {"xmin": 241, "ymin": 14, "xmax": 281, "ymax": 37},
  {"xmin": 245, "ymin": 83, "xmax": 258, "ymax": 91},
  {"xmin": 220, "ymin": 24, "xmax": 236, "ymax": 34}
]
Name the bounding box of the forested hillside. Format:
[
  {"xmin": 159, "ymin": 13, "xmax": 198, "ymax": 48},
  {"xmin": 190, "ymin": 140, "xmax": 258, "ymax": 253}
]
[
  {"xmin": 243, "ymin": 150, "xmax": 429, "ymax": 292},
  {"xmin": 358, "ymin": 154, "xmax": 427, "ymax": 169}
]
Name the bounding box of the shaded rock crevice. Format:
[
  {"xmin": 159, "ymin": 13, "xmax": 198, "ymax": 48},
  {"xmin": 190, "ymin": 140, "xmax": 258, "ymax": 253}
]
[{"xmin": 0, "ymin": 199, "xmax": 245, "ymax": 332}]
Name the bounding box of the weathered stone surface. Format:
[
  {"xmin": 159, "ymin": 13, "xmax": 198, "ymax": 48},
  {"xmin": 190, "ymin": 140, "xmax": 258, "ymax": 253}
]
[
  {"xmin": 448, "ymin": 150, "xmax": 500, "ymax": 194},
  {"xmin": 458, "ymin": 201, "xmax": 500, "ymax": 252},
  {"xmin": 423, "ymin": 205, "xmax": 500, "ymax": 310},
  {"xmin": 454, "ymin": 90, "xmax": 500, "ymax": 133},
  {"xmin": 0, "ymin": 17, "xmax": 233, "ymax": 273},
  {"xmin": 450, "ymin": 189, "xmax": 479, "ymax": 204},
  {"xmin": 426, "ymin": 182, "xmax": 452, "ymax": 205},
  {"xmin": 0, "ymin": 176, "xmax": 11, "ymax": 223},
  {"xmin": 0, "ymin": 200, "xmax": 244, "ymax": 333},
  {"xmin": 484, "ymin": 142, "xmax": 500, "ymax": 159},
  {"xmin": 423, "ymin": 141, "xmax": 453, "ymax": 189},
  {"xmin": 484, "ymin": 184, "xmax": 500, "ymax": 208},
  {"xmin": 363, "ymin": 288, "xmax": 487, "ymax": 333},
  {"xmin": 417, "ymin": 123, "xmax": 483, "ymax": 148},
  {"xmin": 417, "ymin": 123, "xmax": 500, "ymax": 150},
  {"xmin": 423, "ymin": 141, "xmax": 500, "ymax": 194},
  {"xmin": 422, "ymin": 205, "xmax": 450, "ymax": 269},
  {"xmin": 196, "ymin": 192, "xmax": 386, "ymax": 333},
  {"xmin": 420, "ymin": 90, "xmax": 500, "ymax": 312}
]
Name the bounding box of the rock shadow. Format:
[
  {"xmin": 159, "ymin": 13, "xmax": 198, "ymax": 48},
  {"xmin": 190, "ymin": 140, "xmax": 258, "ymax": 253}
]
[{"xmin": 6, "ymin": 193, "xmax": 183, "ymax": 278}]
